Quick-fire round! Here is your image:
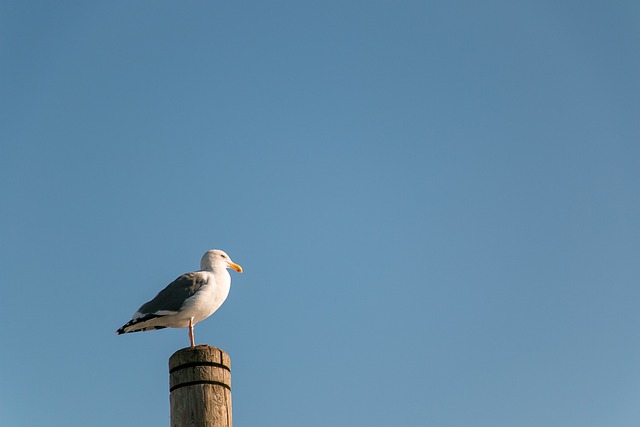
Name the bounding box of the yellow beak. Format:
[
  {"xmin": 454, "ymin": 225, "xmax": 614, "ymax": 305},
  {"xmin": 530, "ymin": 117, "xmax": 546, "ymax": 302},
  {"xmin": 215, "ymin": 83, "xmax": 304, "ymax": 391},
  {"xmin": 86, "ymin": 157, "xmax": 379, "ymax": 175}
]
[{"xmin": 228, "ymin": 262, "xmax": 243, "ymax": 273}]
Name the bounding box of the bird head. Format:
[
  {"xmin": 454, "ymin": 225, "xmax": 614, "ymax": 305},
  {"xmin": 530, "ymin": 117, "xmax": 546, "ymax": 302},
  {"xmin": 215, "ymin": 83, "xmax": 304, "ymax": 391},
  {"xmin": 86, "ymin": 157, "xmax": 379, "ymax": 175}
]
[{"xmin": 201, "ymin": 249, "xmax": 243, "ymax": 272}]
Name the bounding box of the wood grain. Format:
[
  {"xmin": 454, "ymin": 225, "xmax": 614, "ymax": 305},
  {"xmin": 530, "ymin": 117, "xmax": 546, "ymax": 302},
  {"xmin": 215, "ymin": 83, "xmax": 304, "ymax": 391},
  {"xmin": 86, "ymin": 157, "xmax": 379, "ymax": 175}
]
[{"xmin": 169, "ymin": 346, "xmax": 232, "ymax": 427}]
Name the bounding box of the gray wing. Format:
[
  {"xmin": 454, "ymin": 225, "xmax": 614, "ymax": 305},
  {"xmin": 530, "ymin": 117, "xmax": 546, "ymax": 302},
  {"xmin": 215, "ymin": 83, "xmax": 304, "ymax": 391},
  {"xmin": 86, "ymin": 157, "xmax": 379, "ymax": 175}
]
[
  {"xmin": 116, "ymin": 272, "xmax": 210, "ymax": 334},
  {"xmin": 137, "ymin": 271, "xmax": 208, "ymax": 315}
]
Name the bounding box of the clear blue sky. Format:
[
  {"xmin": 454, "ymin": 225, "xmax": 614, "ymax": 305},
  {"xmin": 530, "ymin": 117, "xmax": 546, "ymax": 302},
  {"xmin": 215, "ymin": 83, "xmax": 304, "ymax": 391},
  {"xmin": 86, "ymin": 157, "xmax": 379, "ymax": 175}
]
[{"xmin": 1, "ymin": 1, "xmax": 639, "ymax": 426}]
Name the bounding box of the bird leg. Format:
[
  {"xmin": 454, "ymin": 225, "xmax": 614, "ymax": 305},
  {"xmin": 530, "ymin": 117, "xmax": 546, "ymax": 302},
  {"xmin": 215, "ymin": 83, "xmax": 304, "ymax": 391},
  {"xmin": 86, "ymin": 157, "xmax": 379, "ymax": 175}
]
[{"xmin": 189, "ymin": 317, "xmax": 195, "ymax": 348}]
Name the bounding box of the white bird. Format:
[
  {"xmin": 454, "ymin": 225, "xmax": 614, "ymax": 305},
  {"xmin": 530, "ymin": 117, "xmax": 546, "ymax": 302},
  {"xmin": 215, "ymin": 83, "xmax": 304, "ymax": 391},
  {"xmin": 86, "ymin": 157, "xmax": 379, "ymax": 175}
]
[{"xmin": 117, "ymin": 249, "xmax": 243, "ymax": 347}]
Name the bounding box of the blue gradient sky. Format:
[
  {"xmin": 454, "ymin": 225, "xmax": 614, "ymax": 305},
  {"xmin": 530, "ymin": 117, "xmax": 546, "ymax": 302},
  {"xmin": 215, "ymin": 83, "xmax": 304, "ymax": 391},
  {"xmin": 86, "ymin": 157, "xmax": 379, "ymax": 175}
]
[{"xmin": 1, "ymin": 1, "xmax": 639, "ymax": 426}]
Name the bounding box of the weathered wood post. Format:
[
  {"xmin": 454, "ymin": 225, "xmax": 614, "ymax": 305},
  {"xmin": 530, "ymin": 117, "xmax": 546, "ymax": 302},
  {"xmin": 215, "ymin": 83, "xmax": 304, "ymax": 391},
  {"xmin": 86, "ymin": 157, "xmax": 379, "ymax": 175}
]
[{"xmin": 169, "ymin": 346, "xmax": 232, "ymax": 427}]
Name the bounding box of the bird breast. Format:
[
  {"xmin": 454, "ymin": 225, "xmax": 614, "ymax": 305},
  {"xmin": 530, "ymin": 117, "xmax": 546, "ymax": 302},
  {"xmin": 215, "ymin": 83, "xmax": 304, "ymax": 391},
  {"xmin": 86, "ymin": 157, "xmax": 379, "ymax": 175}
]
[{"xmin": 184, "ymin": 270, "xmax": 231, "ymax": 324}]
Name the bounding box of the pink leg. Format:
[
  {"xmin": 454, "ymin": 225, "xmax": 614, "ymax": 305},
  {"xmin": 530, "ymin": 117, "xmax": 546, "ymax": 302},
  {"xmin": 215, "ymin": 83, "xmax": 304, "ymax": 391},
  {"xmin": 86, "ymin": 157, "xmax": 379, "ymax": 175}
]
[{"xmin": 189, "ymin": 318, "xmax": 195, "ymax": 347}]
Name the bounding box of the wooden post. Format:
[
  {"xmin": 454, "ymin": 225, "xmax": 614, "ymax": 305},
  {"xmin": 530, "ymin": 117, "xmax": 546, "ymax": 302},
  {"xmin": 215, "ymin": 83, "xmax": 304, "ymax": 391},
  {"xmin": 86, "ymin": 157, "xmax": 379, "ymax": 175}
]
[{"xmin": 169, "ymin": 346, "xmax": 232, "ymax": 427}]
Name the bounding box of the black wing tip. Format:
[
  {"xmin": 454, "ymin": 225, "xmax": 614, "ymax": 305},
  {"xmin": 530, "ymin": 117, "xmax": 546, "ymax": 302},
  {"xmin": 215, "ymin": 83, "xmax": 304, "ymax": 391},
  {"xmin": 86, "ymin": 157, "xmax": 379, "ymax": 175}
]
[
  {"xmin": 115, "ymin": 325, "xmax": 167, "ymax": 334},
  {"xmin": 116, "ymin": 324, "xmax": 132, "ymax": 335},
  {"xmin": 116, "ymin": 318, "xmax": 142, "ymax": 335},
  {"xmin": 116, "ymin": 315, "xmax": 168, "ymax": 335}
]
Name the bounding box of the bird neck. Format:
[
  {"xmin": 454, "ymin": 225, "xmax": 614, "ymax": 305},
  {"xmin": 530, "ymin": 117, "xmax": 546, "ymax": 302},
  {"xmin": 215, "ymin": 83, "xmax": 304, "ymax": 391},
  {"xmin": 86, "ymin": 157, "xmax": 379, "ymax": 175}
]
[{"xmin": 201, "ymin": 261, "xmax": 222, "ymax": 272}]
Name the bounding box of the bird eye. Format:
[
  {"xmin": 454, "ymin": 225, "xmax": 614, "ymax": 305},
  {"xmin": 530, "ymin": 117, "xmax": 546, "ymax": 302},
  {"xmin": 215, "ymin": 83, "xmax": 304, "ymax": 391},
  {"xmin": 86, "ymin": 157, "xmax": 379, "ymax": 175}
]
[{"xmin": 221, "ymin": 254, "xmax": 227, "ymax": 258}]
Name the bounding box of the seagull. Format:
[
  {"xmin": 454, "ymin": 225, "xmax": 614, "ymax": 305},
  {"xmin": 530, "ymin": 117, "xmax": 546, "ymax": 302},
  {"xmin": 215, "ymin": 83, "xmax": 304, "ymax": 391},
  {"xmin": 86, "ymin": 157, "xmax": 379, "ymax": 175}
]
[{"xmin": 116, "ymin": 249, "xmax": 243, "ymax": 347}]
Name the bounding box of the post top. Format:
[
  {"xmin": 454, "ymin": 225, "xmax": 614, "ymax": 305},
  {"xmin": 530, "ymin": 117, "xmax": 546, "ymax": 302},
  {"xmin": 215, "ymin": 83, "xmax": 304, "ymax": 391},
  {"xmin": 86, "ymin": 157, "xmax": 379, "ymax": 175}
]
[{"xmin": 169, "ymin": 345, "xmax": 231, "ymax": 371}]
